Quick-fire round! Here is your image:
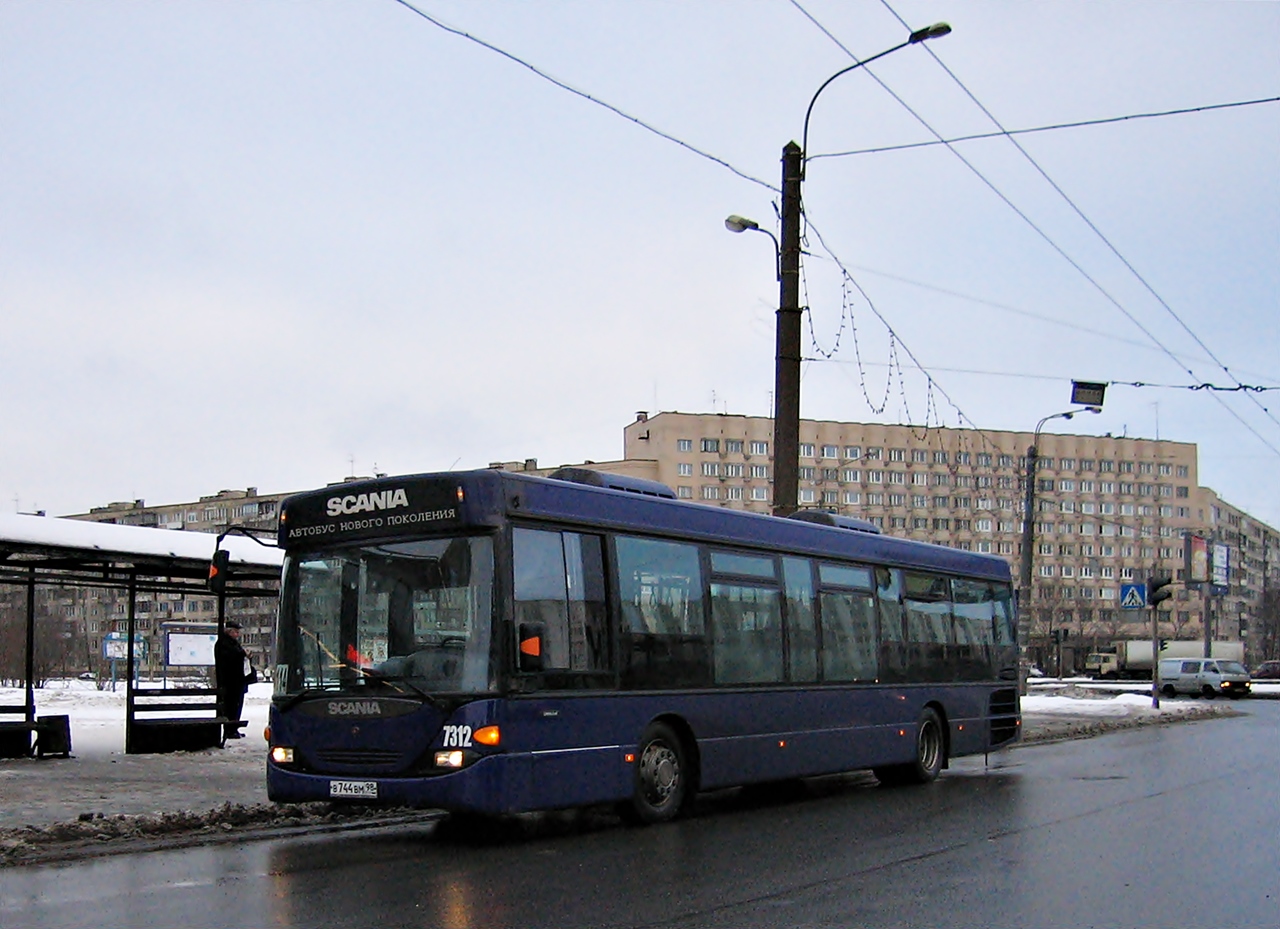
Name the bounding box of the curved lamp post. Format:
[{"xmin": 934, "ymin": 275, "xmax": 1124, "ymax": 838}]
[
  {"xmin": 729, "ymin": 23, "xmax": 951, "ymax": 515},
  {"xmin": 1018, "ymin": 406, "xmax": 1102, "ymax": 681}
]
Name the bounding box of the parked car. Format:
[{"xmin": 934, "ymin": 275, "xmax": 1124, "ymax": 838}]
[
  {"xmin": 1251, "ymin": 659, "xmax": 1280, "ymax": 680},
  {"xmin": 1158, "ymin": 658, "xmax": 1252, "ymax": 698}
]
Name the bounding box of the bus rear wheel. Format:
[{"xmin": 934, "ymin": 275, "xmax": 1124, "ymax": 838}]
[
  {"xmin": 875, "ymin": 708, "xmax": 945, "ymax": 787},
  {"xmin": 623, "ymin": 722, "xmax": 690, "ymax": 824}
]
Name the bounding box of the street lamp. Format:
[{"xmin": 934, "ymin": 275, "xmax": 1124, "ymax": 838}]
[
  {"xmin": 1018, "ymin": 406, "xmax": 1102, "ymax": 678},
  {"xmin": 762, "ymin": 23, "xmax": 950, "ymax": 516},
  {"xmin": 724, "ymin": 215, "xmax": 781, "ymax": 281}
]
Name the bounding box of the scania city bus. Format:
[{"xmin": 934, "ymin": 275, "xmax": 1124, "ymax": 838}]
[{"xmin": 267, "ymin": 467, "xmax": 1020, "ymax": 822}]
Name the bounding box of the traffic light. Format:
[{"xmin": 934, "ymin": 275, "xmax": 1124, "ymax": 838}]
[
  {"xmin": 208, "ymin": 549, "xmax": 231, "ymax": 594},
  {"xmin": 1148, "ymin": 575, "xmax": 1174, "ymax": 608}
]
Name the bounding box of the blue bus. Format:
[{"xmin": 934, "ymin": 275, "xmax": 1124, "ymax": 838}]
[{"xmin": 267, "ymin": 467, "xmax": 1019, "ymax": 822}]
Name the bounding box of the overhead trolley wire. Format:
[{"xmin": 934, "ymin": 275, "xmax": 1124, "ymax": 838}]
[{"xmin": 791, "ymin": 0, "xmax": 1280, "ymax": 456}]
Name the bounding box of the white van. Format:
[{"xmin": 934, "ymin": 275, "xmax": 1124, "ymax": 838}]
[{"xmin": 1157, "ymin": 657, "xmax": 1252, "ymax": 699}]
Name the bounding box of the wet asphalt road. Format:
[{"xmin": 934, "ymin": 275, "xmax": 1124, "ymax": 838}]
[{"xmin": 2, "ymin": 701, "xmax": 1277, "ymax": 929}]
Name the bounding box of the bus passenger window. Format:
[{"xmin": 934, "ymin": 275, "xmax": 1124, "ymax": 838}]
[
  {"xmin": 615, "ymin": 536, "xmax": 709, "ymax": 689},
  {"xmin": 904, "ymin": 572, "xmax": 953, "ymax": 682},
  {"xmin": 513, "ymin": 528, "xmax": 608, "ymax": 678},
  {"xmin": 819, "ymin": 590, "xmax": 878, "ymax": 682},
  {"xmin": 951, "ymin": 578, "xmax": 995, "ymax": 680},
  {"xmin": 876, "ymin": 568, "xmax": 907, "ymax": 683},
  {"xmin": 711, "ymin": 584, "xmax": 783, "ymax": 684},
  {"xmin": 783, "ymin": 558, "xmax": 817, "ymax": 682}
]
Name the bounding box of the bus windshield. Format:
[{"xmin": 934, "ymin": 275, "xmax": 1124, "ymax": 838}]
[{"xmin": 276, "ymin": 535, "xmax": 495, "ymax": 696}]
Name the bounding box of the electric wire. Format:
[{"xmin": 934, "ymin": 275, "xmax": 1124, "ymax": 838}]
[
  {"xmin": 880, "ymin": 0, "xmax": 1280, "ymax": 437},
  {"xmin": 808, "ymin": 96, "xmax": 1280, "ymax": 160},
  {"xmin": 390, "ymin": 0, "xmax": 778, "ymax": 194},
  {"xmin": 792, "ymin": 0, "xmax": 1280, "ymax": 457}
]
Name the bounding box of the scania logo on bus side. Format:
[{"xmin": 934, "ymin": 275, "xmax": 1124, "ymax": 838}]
[
  {"xmin": 327, "ymin": 700, "xmax": 383, "ymax": 717},
  {"xmin": 326, "ymin": 488, "xmax": 410, "ymax": 517}
]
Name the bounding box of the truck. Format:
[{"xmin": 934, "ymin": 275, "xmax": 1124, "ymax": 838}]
[{"xmin": 1084, "ymin": 639, "xmax": 1245, "ymax": 680}]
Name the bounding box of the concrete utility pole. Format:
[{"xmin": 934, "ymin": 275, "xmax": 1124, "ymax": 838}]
[
  {"xmin": 765, "ymin": 22, "xmax": 951, "ymax": 516},
  {"xmin": 773, "ymin": 141, "xmax": 803, "ymax": 516}
]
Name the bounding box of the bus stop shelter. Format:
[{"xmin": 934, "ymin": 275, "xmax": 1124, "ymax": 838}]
[{"xmin": 0, "ymin": 512, "xmax": 282, "ymax": 756}]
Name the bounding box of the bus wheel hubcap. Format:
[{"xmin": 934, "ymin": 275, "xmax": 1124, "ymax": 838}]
[{"xmin": 642, "ymin": 743, "xmax": 678, "ymax": 801}]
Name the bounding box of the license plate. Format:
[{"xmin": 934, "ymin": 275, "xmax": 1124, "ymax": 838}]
[{"xmin": 329, "ymin": 779, "xmax": 378, "ymax": 799}]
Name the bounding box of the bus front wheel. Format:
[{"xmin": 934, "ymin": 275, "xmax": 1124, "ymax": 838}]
[
  {"xmin": 875, "ymin": 708, "xmax": 945, "ymax": 787},
  {"xmin": 624, "ymin": 722, "xmax": 690, "ymax": 824}
]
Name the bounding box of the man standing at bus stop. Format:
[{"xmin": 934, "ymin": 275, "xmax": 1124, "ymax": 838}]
[{"xmin": 215, "ymin": 620, "xmax": 253, "ymax": 741}]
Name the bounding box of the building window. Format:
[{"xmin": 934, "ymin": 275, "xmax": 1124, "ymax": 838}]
[
  {"xmin": 799, "ymin": 489, "xmax": 816, "ymax": 503},
  {"xmin": 888, "ymin": 471, "xmax": 906, "ymax": 485},
  {"xmin": 1039, "ymin": 565, "xmax": 1055, "ymax": 577},
  {"xmin": 844, "ymin": 446, "xmax": 861, "ymax": 459},
  {"xmin": 724, "ymin": 463, "xmax": 744, "ymax": 477},
  {"xmin": 867, "ymin": 470, "xmax": 884, "ymax": 484},
  {"xmin": 677, "ymin": 486, "xmax": 693, "ymax": 499},
  {"xmin": 913, "ymin": 449, "xmax": 928, "ymax": 463},
  {"xmin": 888, "ymin": 493, "xmax": 905, "ymax": 506},
  {"xmin": 843, "ymin": 491, "xmax": 861, "ymax": 505},
  {"xmin": 750, "ymin": 487, "xmax": 768, "ymax": 501},
  {"xmin": 912, "ymin": 495, "xmax": 927, "ymax": 508},
  {"xmin": 911, "ymin": 472, "xmax": 928, "ymax": 486},
  {"xmin": 934, "ymin": 518, "xmax": 951, "ymax": 530},
  {"xmin": 677, "ymin": 463, "xmax": 693, "ymax": 476},
  {"xmin": 976, "ymin": 518, "xmax": 993, "ymax": 532},
  {"xmin": 702, "ymin": 486, "xmax": 720, "ymax": 500},
  {"xmin": 977, "ymin": 453, "xmax": 992, "ymax": 467},
  {"xmin": 891, "ymin": 517, "xmax": 907, "ymax": 529},
  {"xmin": 749, "ymin": 440, "xmax": 768, "ymax": 455},
  {"xmin": 932, "ymin": 451, "xmax": 948, "ymax": 464},
  {"xmin": 677, "ymin": 439, "xmax": 693, "ymax": 452},
  {"xmin": 799, "ymin": 443, "xmax": 816, "ymax": 458},
  {"xmin": 822, "ymin": 491, "xmax": 838, "ymax": 504},
  {"xmin": 866, "ymin": 492, "xmax": 884, "ymax": 505},
  {"xmin": 702, "ymin": 462, "xmax": 720, "ymax": 477},
  {"xmin": 933, "ymin": 495, "xmax": 949, "ymax": 508},
  {"xmin": 976, "ymin": 541, "xmax": 992, "ymax": 553},
  {"xmin": 701, "ymin": 438, "xmax": 720, "ymax": 453},
  {"xmin": 864, "ymin": 447, "xmax": 882, "ymax": 460},
  {"xmin": 843, "ymin": 469, "xmax": 861, "ymax": 483},
  {"xmin": 726, "ymin": 439, "xmax": 743, "ymax": 454},
  {"xmin": 750, "ymin": 464, "xmax": 769, "ymax": 479},
  {"xmin": 821, "ymin": 445, "xmax": 839, "ymax": 458},
  {"xmin": 727, "ymin": 486, "xmax": 744, "ymax": 500},
  {"xmin": 799, "ymin": 466, "xmax": 815, "ymax": 480},
  {"xmin": 889, "ymin": 448, "xmax": 905, "ymax": 462},
  {"xmin": 913, "ymin": 517, "xmax": 928, "ymax": 529},
  {"xmin": 822, "ymin": 468, "xmax": 840, "ymax": 481}
]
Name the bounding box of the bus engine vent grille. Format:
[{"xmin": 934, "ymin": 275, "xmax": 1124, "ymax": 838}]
[
  {"xmin": 317, "ymin": 748, "xmax": 403, "ymax": 766},
  {"xmin": 988, "ymin": 688, "xmax": 1019, "ymax": 746}
]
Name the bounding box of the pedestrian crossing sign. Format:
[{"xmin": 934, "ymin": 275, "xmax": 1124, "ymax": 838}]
[{"xmin": 1120, "ymin": 583, "xmax": 1146, "ymax": 609}]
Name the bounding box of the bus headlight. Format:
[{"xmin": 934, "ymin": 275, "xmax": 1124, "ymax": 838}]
[
  {"xmin": 271, "ymin": 746, "xmax": 295, "ymax": 764},
  {"xmin": 434, "ymin": 750, "xmax": 465, "ymax": 768}
]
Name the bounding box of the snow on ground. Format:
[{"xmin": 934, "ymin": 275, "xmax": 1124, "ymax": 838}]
[{"xmin": 1, "ymin": 680, "xmax": 274, "ymax": 757}]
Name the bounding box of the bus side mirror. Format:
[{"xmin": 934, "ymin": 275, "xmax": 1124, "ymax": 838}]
[{"xmin": 518, "ymin": 623, "xmax": 544, "ymax": 673}]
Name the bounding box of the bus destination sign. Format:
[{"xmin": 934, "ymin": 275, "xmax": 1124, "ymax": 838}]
[{"xmin": 279, "ymin": 477, "xmax": 464, "ymax": 547}]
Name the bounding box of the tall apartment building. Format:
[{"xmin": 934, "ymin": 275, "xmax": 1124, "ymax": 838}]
[{"xmin": 612, "ymin": 411, "xmax": 1278, "ymax": 668}]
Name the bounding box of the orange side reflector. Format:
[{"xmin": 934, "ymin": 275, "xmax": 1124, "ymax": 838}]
[
  {"xmin": 473, "ymin": 725, "xmax": 500, "ymax": 746},
  {"xmin": 778, "ymin": 740, "xmax": 786, "ymax": 748},
  {"xmin": 624, "ymin": 753, "xmax": 635, "ymax": 764},
  {"xmin": 898, "ymin": 729, "xmax": 906, "ymax": 737},
  {"xmin": 263, "ymin": 727, "xmax": 271, "ymax": 741},
  {"xmin": 519, "ymin": 636, "xmax": 541, "ymax": 657}
]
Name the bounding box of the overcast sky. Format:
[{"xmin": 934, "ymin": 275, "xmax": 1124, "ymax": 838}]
[{"xmin": 2, "ymin": 1, "xmax": 1276, "ymax": 527}]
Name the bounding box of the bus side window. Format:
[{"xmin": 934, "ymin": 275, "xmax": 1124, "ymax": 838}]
[
  {"xmin": 951, "ymin": 578, "xmax": 994, "ymax": 681},
  {"xmin": 876, "ymin": 568, "xmax": 907, "ymax": 683},
  {"xmin": 512, "ymin": 528, "xmax": 608, "ymax": 679},
  {"xmin": 782, "ymin": 557, "xmax": 818, "ymax": 682},
  {"xmin": 615, "ymin": 536, "xmax": 710, "ymax": 689},
  {"xmin": 711, "ymin": 583, "xmax": 784, "ymax": 684},
  {"xmin": 904, "ymin": 572, "xmax": 953, "ymax": 682}
]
